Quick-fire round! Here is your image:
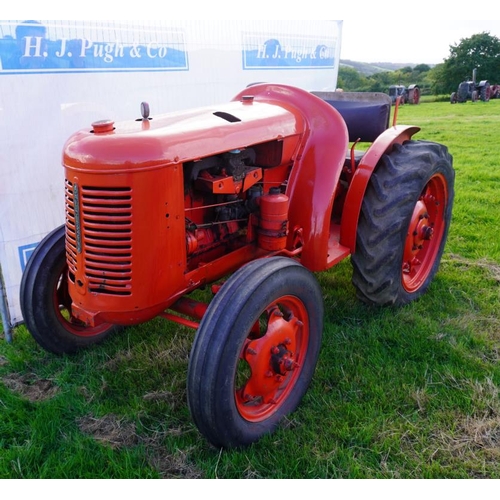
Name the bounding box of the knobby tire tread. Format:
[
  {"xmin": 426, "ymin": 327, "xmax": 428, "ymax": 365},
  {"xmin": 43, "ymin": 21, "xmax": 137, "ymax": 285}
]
[{"xmin": 351, "ymin": 140, "xmax": 454, "ymax": 306}]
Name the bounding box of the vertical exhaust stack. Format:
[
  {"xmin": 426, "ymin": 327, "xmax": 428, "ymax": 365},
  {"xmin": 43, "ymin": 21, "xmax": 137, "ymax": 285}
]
[{"xmin": 472, "ymin": 68, "xmax": 477, "ymax": 86}]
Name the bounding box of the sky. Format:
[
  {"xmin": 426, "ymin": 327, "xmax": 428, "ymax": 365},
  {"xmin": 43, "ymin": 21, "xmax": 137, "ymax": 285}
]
[{"xmin": 340, "ymin": 20, "xmax": 500, "ymax": 65}]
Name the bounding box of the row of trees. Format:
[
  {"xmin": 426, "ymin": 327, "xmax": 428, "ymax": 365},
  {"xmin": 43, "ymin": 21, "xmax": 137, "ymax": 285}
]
[{"xmin": 337, "ymin": 32, "xmax": 500, "ymax": 95}]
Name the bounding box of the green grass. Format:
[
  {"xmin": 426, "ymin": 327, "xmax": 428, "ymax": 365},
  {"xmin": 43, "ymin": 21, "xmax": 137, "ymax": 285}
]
[{"xmin": 1, "ymin": 99, "xmax": 500, "ymax": 478}]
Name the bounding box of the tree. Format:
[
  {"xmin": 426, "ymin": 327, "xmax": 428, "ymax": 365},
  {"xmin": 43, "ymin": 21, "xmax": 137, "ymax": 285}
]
[
  {"xmin": 427, "ymin": 64, "xmax": 448, "ymax": 95},
  {"xmin": 414, "ymin": 64, "xmax": 431, "ymax": 73},
  {"xmin": 337, "ymin": 66, "xmax": 368, "ymax": 90},
  {"xmin": 441, "ymin": 32, "xmax": 500, "ymax": 92}
]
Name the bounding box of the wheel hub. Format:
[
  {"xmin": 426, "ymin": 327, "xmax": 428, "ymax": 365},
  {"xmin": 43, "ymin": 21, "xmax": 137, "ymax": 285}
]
[
  {"xmin": 405, "ymin": 200, "xmax": 432, "ymax": 261},
  {"xmin": 236, "ymin": 303, "xmax": 305, "ymax": 416},
  {"xmin": 402, "ymin": 174, "xmax": 447, "ymax": 292},
  {"xmin": 271, "ymin": 343, "xmax": 298, "ymax": 376}
]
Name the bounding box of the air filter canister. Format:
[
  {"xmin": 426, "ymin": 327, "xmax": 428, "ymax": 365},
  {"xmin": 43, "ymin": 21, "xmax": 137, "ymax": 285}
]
[{"xmin": 258, "ymin": 187, "xmax": 289, "ymax": 251}]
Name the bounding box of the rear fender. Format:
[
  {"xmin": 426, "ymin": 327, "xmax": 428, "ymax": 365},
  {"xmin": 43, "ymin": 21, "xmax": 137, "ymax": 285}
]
[{"xmin": 340, "ymin": 125, "xmax": 420, "ymax": 252}]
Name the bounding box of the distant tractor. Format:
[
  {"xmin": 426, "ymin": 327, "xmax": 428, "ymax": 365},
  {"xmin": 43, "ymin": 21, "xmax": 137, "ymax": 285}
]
[
  {"xmin": 490, "ymin": 84, "xmax": 500, "ymax": 99},
  {"xmin": 450, "ymin": 68, "xmax": 491, "ymax": 103},
  {"xmin": 388, "ymin": 84, "xmax": 420, "ymax": 105}
]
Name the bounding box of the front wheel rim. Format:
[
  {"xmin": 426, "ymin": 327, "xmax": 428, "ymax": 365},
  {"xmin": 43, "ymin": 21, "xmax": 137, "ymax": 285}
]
[
  {"xmin": 235, "ymin": 296, "xmax": 309, "ymax": 422},
  {"xmin": 402, "ymin": 173, "xmax": 448, "ymax": 293}
]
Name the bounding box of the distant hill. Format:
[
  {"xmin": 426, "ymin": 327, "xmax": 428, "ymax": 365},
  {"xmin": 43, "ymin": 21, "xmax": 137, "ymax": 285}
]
[{"xmin": 340, "ymin": 59, "xmax": 418, "ymax": 76}]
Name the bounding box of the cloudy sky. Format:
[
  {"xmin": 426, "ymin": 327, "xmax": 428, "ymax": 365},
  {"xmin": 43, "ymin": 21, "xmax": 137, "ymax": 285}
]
[{"xmin": 340, "ymin": 20, "xmax": 500, "ymax": 65}]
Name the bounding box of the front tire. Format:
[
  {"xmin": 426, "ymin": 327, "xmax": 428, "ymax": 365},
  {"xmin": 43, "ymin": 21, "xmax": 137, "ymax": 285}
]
[
  {"xmin": 20, "ymin": 225, "xmax": 118, "ymax": 354},
  {"xmin": 187, "ymin": 257, "xmax": 323, "ymax": 448},
  {"xmin": 351, "ymin": 140, "xmax": 454, "ymax": 306}
]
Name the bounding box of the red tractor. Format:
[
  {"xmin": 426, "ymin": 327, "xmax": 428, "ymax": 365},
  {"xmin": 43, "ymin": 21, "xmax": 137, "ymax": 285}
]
[
  {"xmin": 388, "ymin": 84, "xmax": 420, "ymax": 105},
  {"xmin": 20, "ymin": 84, "xmax": 454, "ymax": 449}
]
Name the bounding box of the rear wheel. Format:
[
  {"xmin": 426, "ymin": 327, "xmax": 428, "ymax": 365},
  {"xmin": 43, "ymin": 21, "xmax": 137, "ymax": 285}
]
[
  {"xmin": 351, "ymin": 140, "xmax": 454, "ymax": 306},
  {"xmin": 457, "ymin": 83, "xmax": 469, "ymax": 102},
  {"xmin": 480, "ymin": 85, "xmax": 491, "ymax": 102},
  {"xmin": 187, "ymin": 257, "xmax": 323, "ymax": 448},
  {"xmin": 412, "ymin": 87, "xmax": 420, "ymax": 104},
  {"xmin": 20, "ymin": 225, "xmax": 118, "ymax": 354}
]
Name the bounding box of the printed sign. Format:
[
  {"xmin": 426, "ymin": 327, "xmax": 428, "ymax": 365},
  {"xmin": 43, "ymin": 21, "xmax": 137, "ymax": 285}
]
[
  {"xmin": 243, "ymin": 33, "xmax": 336, "ymax": 69},
  {"xmin": 0, "ymin": 20, "xmax": 188, "ymax": 73}
]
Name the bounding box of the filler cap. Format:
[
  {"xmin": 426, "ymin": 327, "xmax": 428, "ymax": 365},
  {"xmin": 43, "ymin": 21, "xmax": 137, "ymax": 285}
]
[{"xmin": 91, "ymin": 119, "xmax": 115, "ymax": 134}]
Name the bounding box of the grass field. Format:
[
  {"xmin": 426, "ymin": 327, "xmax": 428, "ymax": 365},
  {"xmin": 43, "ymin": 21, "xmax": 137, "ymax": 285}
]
[{"xmin": 1, "ymin": 98, "xmax": 499, "ymax": 479}]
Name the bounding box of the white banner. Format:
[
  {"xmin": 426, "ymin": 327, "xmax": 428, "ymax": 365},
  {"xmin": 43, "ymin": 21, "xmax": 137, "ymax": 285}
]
[{"xmin": 0, "ymin": 19, "xmax": 342, "ymax": 334}]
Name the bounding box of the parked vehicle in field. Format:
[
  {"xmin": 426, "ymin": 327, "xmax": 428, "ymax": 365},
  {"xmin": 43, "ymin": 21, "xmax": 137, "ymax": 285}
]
[
  {"xmin": 20, "ymin": 84, "xmax": 454, "ymax": 449},
  {"xmin": 490, "ymin": 84, "xmax": 500, "ymax": 99},
  {"xmin": 450, "ymin": 68, "xmax": 491, "ymax": 103},
  {"xmin": 388, "ymin": 84, "xmax": 420, "ymax": 104}
]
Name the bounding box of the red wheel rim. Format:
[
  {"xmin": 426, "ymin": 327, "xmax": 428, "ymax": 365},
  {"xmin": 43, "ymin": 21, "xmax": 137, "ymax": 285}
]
[
  {"xmin": 235, "ymin": 296, "xmax": 309, "ymax": 422},
  {"xmin": 53, "ymin": 265, "xmax": 111, "ymax": 337},
  {"xmin": 402, "ymin": 173, "xmax": 448, "ymax": 293}
]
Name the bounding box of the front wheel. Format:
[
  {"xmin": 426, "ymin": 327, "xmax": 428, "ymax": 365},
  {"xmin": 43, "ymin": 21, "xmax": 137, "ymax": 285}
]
[
  {"xmin": 20, "ymin": 225, "xmax": 118, "ymax": 354},
  {"xmin": 187, "ymin": 257, "xmax": 324, "ymax": 448},
  {"xmin": 351, "ymin": 140, "xmax": 454, "ymax": 306}
]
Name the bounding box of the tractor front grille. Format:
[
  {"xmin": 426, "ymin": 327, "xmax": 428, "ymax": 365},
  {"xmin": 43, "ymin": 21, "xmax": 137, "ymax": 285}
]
[{"xmin": 65, "ymin": 180, "xmax": 133, "ymax": 296}]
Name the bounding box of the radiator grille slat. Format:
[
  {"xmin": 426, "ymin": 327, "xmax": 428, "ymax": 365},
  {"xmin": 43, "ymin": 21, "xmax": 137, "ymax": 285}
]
[{"xmin": 65, "ymin": 180, "xmax": 133, "ymax": 296}]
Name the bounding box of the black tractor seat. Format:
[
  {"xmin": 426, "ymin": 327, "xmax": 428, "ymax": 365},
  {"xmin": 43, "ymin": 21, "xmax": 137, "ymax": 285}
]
[{"xmin": 312, "ymin": 91, "xmax": 392, "ymax": 143}]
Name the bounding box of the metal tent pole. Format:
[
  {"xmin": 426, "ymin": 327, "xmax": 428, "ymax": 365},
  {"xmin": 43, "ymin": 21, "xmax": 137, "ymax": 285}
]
[{"xmin": 0, "ymin": 265, "xmax": 12, "ymax": 342}]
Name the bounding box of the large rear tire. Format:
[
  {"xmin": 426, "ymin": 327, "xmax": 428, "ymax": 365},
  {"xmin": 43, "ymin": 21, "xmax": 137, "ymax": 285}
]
[
  {"xmin": 351, "ymin": 140, "xmax": 454, "ymax": 306},
  {"xmin": 20, "ymin": 225, "xmax": 118, "ymax": 354},
  {"xmin": 480, "ymin": 85, "xmax": 491, "ymax": 102},
  {"xmin": 187, "ymin": 257, "xmax": 323, "ymax": 448},
  {"xmin": 413, "ymin": 87, "xmax": 420, "ymax": 104}
]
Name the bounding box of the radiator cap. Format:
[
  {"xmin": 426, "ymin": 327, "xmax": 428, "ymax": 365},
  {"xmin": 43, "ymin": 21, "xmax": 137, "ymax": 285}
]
[{"xmin": 91, "ymin": 119, "xmax": 115, "ymax": 134}]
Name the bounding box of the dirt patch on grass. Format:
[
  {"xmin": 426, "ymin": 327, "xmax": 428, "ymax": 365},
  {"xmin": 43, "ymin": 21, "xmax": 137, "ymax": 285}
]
[
  {"xmin": 77, "ymin": 413, "xmax": 203, "ymax": 477},
  {"xmin": 142, "ymin": 435, "xmax": 203, "ymax": 478},
  {"xmin": 426, "ymin": 378, "xmax": 500, "ymax": 475},
  {"xmin": 2, "ymin": 373, "xmax": 59, "ymax": 402},
  {"xmin": 102, "ymin": 350, "xmax": 135, "ymax": 371},
  {"xmin": 444, "ymin": 253, "xmax": 500, "ymax": 282},
  {"xmin": 432, "ymin": 412, "xmax": 500, "ymax": 474},
  {"xmin": 77, "ymin": 413, "xmax": 138, "ymax": 449},
  {"xmin": 458, "ymin": 416, "xmax": 500, "ymax": 452},
  {"xmin": 143, "ymin": 390, "xmax": 176, "ymax": 404}
]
